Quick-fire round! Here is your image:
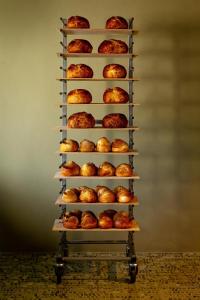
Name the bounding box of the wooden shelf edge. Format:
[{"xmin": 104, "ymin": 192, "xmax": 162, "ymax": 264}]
[
  {"xmin": 55, "ymin": 195, "xmax": 139, "ymax": 206},
  {"xmin": 55, "ymin": 126, "xmax": 140, "ymax": 131},
  {"xmin": 58, "ymin": 103, "xmax": 140, "ymax": 106},
  {"xmin": 54, "ymin": 171, "xmax": 140, "ymax": 180},
  {"xmin": 60, "ymin": 28, "xmax": 139, "ymax": 35},
  {"xmin": 57, "ymin": 52, "xmax": 138, "ymax": 58},
  {"xmin": 56, "ymin": 150, "xmax": 139, "ymax": 155},
  {"xmin": 57, "ymin": 78, "xmax": 140, "ymax": 81},
  {"xmin": 52, "ymin": 219, "xmax": 140, "ymax": 232}
]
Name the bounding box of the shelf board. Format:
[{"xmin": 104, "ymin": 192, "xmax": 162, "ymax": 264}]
[
  {"xmin": 59, "ymin": 103, "xmax": 140, "ymax": 107},
  {"xmin": 53, "ymin": 219, "xmax": 140, "ymax": 232},
  {"xmin": 55, "ymin": 195, "xmax": 139, "ymax": 206},
  {"xmin": 60, "ymin": 28, "xmax": 139, "ymax": 35},
  {"xmin": 57, "ymin": 78, "xmax": 139, "ymax": 81},
  {"xmin": 56, "ymin": 126, "xmax": 139, "ymax": 131},
  {"xmin": 58, "ymin": 53, "xmax": 138, "ymax": 58},
  {"xmin": 57, "ymin": 150, "xmax": 139, "ymax": 156},
  {"xmin": 54, "ymin": 171, "xmax": 140, "ymax": 180}
]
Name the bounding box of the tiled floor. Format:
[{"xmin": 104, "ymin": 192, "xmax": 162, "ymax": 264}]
[{"xmin": 0, "ymin": 252, "xmax": 200, "ymax": 300}]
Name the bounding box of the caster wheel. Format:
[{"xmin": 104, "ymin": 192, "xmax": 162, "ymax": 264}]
[
  {"xmin": 129, "ymin": 263, "xmax": 138, "ymax": 283},
  {"xmin": 55, "ymin": 263, "xmax": 64, "ymax": 284}
]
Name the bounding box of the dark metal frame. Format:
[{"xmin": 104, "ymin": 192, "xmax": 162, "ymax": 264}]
[{"xmin": 55, "ymin": 17, "xmax": 138, "ymax": 284}]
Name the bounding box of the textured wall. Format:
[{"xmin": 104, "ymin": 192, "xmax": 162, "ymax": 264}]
[{"xmin": 0, "ymin": 0, "xmax": 200, "ymax": 251}]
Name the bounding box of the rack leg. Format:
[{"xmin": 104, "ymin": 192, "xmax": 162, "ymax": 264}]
[
  {"xmin": 55, "ymin": 256, "xmax": 64, "ymax": 284},
  {"xmin": 127, "ymin": 232, "xmax": 138, "ymax": 283}
]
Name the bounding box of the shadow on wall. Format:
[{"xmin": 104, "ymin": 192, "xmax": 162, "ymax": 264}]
[{"xmin": 135, "ymin": 23, "xmax": 200, "ymax": 251}]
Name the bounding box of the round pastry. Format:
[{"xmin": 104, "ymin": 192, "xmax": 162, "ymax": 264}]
[
  {"xmin": 79, "ymin": 186, "xmax": 97, "ymax": 203},
  {"xmin": 62, "ymin": 188, "xmax": 79, "ymax": 203},
  {"xmin": 67, "ymin": 89, "xmax": 92, "ymax": 104},
  {"xmin": 106, "ymin": 16, "xmax": 128, "ymax": 29},
  {"xmin": 98, "ymin": 187, "xmax": 115, "ymax": 203},
  {"xmin": 103, "ymin": 87, "xmax": 129, "ymax": 104},
  {"xmin": 96, "ymin": 137, "xmax": 111, "ymax": 152},
  {"xmin": 67, "ymin": 112, "xmax": 95, "ymax": 128},
  {"xmin": 63, "ymin": 211, "xmax": 81, "ymax": 229},
  {"xmin": 115, "ymin": 163, "xmax": 133, "ymax": 177},
  {"xmin": 95, "ymin": 185, "xmax": 109, "ymax": 194},
  {"xmin": 98, "ymin": 39, "xmax": 128, "ymax": 54},
  {"xmin": 67, "ymin": 64, "xmax": 93, "ymax": 78},
  {"xmin": 59, "ymin": 138, "xmax": 79, "ymax": 152},
  {"xmin": 103, "ymin": 64, "xmax": 127, "ymax": 78},
  {"xmin": 98, "ymin": 214, "xmax": 113, "ymax": 229},
  {"xmin": 60, "ymin": 161, "xmax": 80, "ymax": 176},
  {"xmin": 111, "ymin": 139, "xmax": 129, "ymax": 152},
  {"xmin": 102, "ymin": 209, "xmax": 117, "ymax": 219},
  {"xmin": 113, "ymin": 211, "xmax": 132, "ymax": 229},
  {"xmin": 102, "ymin": 113, "xmax": 128, "ymax": 128},
  {"xmin": 80, "ymin": 139, "xmax": 95, "ymax": 152},
  {"xmin": 67, "ymin": 39, "xmax": 93, "ymax": 53},
  {"xmin": 98, "ymin": 161, "xmax": 116, "ymax": 176},
  {"xmin": 81, "ymin": 211, "xmax": 98, "ymax": 229},
  {"xmin": 114, "ymin": 186, "xmax": 133, "ymax": 203},
  {"xmin": 67, "ymin": 16, "xmax": 90, "ymax": 28},
  {"xmin": 80, "ymin": 162, "xmax": 97, "ymax": 176}
]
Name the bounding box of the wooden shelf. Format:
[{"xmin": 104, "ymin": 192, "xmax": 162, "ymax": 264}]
[
  {"xmin": 58, "ymin": 53, "xmax": 138, "ymax": 58},
  {"xmin": 54, "ymin": 171, "xmax": 140, "ymax": 180},
  {"xmin": 53, "ymin": 219, "xmax": 140, "ymax": 232},
  {"xmin": 56, "ymin": 126, "xmax": 140, "ymax": 131},
  {"xmin": 59, "ymin": 103, "xmax": 140, "ymax": 107},
  {"xmin": 55, "ymin": 195, "xmax": 139, "ymax": 206},
  {"xmin": 57, "ymin": 150, "xmax": 139, "ymax": 156},
  {"xmin": 60, "ymin": 28, "xmax": 139, "ymax": 35},
  {"xmin": 57, "ymin": 78, "xmax": 139, "ymax": 82}
]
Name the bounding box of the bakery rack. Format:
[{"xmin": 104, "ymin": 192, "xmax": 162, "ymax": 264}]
[{"xmin": 54, "ymin": 17, "xmax": 140, "ymax": 284}]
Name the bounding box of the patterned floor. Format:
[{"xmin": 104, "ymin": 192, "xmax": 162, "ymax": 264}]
[{"xmin": 0, "ymin": 252, "xmax": 200, "ymax": 300}]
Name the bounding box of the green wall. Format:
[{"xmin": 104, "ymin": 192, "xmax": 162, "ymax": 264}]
[{"xmin": 0, "ymin": 0, "xmax": 200, "ymax": 251}]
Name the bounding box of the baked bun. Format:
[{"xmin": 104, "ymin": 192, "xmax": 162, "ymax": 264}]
[
  {"xmin": 106, "ymin": 16, "xmax": 128, "ymax": 29},
  {"xmin": 59, "ymin": 138, "xmax": 79, "ymax": 152},
  {"xmin": 113, "ymin": 211, "xmax": 133, "ymax": 229},
  {"xmin": 67, "ymin": 64, "xmax": 93, "ymax": 78},
  {"xmin": 111, "ymin": 139, "xmax": 129, "ymax": 152},
  {"xmin": 62, "ymin": 188, "xmax": 79, "ymax": 203},
  {"xmin": 67, "ymin": 16, "xmax": 90, "ymax": 28},
  {"xmin": 95, "ymin": 185, "xmax": 108, "ymax": 194},
  {"xmin": 79, "ymin": 186, "xmax": 97, "ymax": 203},
  {"xmin": 101, "ymin": 209, "xmax": 117, "ymax": 219},
  {"xmin": 103, "ymin": 64, "xmax": 127, "ymax": 78},
  {"xmin": 60, "ymin": 161, "xmax": 80, "ymax": 176},
  {"xmin": 114, "ymin": 186, "xmax": 133, "ymax": 203},
  {"xmin": 98, "ymin": 213, "xmax": 113, "ymax": 229},
  {"xmin": 67, "ymin": 39, "xmax": 92, "ymax": 53},
  {"xmin": 98, "ymin": 187, "xmax": 115, "ymax": 203},
  {"xmin": 103, "ymin": 87, "xmax": 129, "ymax": 104},
  {"xmin": 67, "ymin": 112, "xmax": 95, "ymax": 128},
  {"xmin": 67, "ymin": 89, "xmax": 92, "ymax": 104},
  {"xmin": 81, "ymin": 211, "xmax": 98, "ymax": 229},
  {"xmin": 102, "ymin": 113, "xmax": 128, "ymax": 128},
  {"xmin": 80, "ymin": 162, "xmax": 97, "ymax": 176},
  {"xmin": 63, "ymin": 211, "xmax": 81, "ymax": 229},
  {"xmin": 80, "ymin": 139, "xmax": 95, "ymax": 152},
  {"xmin": 98, "ymin": 161, "xmax": 116, "ymax": 176},
  {"xmin": 115, "ymin": 163, "xmax": 133, "ymax": 177},
  {"xmin": 98, "ymin": 39, "xmax": 128, "ymax": 54},
  {"xmin": 96, "ymin": 137, "xmax": 111, "ymax": 152}
]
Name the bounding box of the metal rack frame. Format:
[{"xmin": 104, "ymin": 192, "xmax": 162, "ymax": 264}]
[{"xmin": 54, "ymin": 17, "xmax": 139, "ymax": 284}]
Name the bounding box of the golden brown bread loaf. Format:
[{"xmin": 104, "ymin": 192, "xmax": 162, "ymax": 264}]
[
  {"xmin": 98, "ymin": 187, "xmax": 115, "ymax": 203},
  {"xmin": 115, "ymin": 163, "xmax": 133, "ymax": 177},
  {"xmin": 67, "ymin": 39, "xmax": 93, "ymax": 53},
  {"xmin": 113, "ymin": 211, "xmax": 133, "ymax": 229},
  {"xmin": 67, "ymin": 112, "xmax": 95, "ymax": 128},
  {"xmin": 79, "ymin": 139, "xmax": 95, "ymax": 152},
  {"xmin": 103, "ymin": 64, "xmax": 127, "ymax": 78},
  {"xmin": 103, "ymin": 87, "xmax": 129, "ymax": 104},
  {"xmin": 63, "ymin": 210, "xmax": 82, "ymax": 229},
  {"xmin": 80, "ymin": 162, "xmax": 97, "ymax": 176},
  {"xmin": 62, "ymin": 188, "xmax": 79, "ymax": 203},
  {"xmin": 67, "ymin": 89, "xmax": 92, "ymax": 104},
  {"xmin": 96, "ymin": 137, "xmax": 111, "ymax": 152},
  {"xmin": 111, "ymin": 139, "xmax": 129, "ymax": 152},
  {"xmin": 81, "ymin": 211, "xmax": 98, "ymax": 229},
  {"xmin": 98, "ymin": 39, "xmax": 128, "ymax": 54},
  {"xmin": 98, "ymin": 214, "xmax": 113, "ymax": 229},
  {"xmin": 67, "ymin": 64, "xmax": 93, "ymax": 78},
  {"xmin": 114, "ymin": 186, "xmax": 134, "ymax": 203},
  {"xmin": 106, "ymin": 16, "xmax": 128, "ymax": 29},
  {"xmin": 102, "ymin": 113, "xmax": 128, "ymax": 128},
  {"xmin": 59, "ymin": 138, "xmax": 79, "ymax": 152},
  {"xmin": 60, "ymin": 161, "xmax": 80, "ymax": 176},
  {"xmin": 98, "ymin": 161, "xmax": 116, "ymax": 176},
  {"xmin": 79, "ymin": 186, "xmax": 97, "ymax": 203},
  {"xmin": 67, "ymin": 16, "xmax": 90, "ymax": 28}
]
